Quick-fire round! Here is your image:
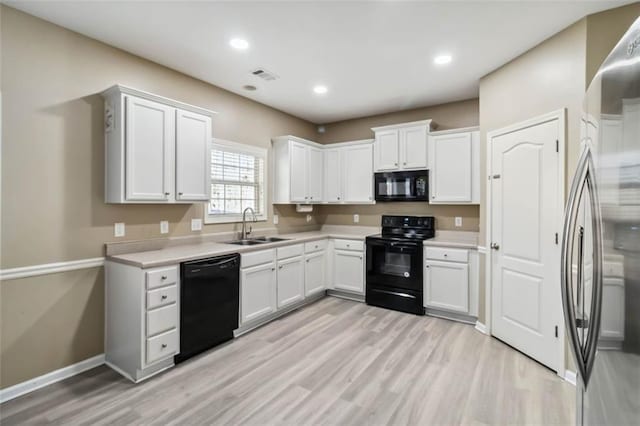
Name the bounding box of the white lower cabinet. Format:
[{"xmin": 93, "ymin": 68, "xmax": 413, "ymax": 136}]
[
  {"xmin": 333, "ymin": 249, "xmax": 364, "ymax": 294},
  {"xmin": 423, "ymin": 246, "xmax": 478, "ymax": 317},
  {"xmin": 105, "ymin": 261, "xmax": 180, "ymax": 383},
  {"xmin": 241, "ymin": 261, "xmax": 277, "ymax": 324},
  {"xmin": 305, "ymin": 251, "xmax": 326, "ymax": 296},
  {"xmin": 424, "ymin": 259, "xmax": 469, "ymax": 313},
  {"xmin": 277, "ymin": 256, "xmax": 305, "ymax": 308}
]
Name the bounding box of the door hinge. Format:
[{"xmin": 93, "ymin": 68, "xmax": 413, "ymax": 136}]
[
  {"xmin": 555, "ymin": 233, "xmax": 559, "ymax": 244},
  {"xmin": 555, "ymin": 325, "xmax": 558, "ymax": 338},
  {"xmin": 556, "ymin": 139, "xmax": 559, "ymax": 153}
]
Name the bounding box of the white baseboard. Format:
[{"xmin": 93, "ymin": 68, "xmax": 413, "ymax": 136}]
[
  {"xmin": 0, "ymin": 354, "xmax": 105, "ymax": 403},
  {"xmin": 474, "ymin": 321, "xmax": 487, "ymax": 334},
  {"xmin": 564, "ymin": 370, "xmax": 577, "ymax": 386}
]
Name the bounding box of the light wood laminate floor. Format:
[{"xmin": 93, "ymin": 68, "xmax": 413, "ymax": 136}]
[{"xmin": 0, "ymin": 297, "xmax": 575, "ymax": 425}]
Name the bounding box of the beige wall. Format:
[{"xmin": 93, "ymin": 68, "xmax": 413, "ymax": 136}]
[
  {"xmin": 316, "ymin": 98, "xmax": 480, "ymax": 229},
  {"xmin": 0, "ymin": 6, "xmax": 321, "ymax": 388}
]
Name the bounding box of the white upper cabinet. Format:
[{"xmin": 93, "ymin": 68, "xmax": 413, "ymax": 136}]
[
  {"xmin": 273, "ymin": 137, "xmax": 373, "ymax": 205},
  {"xmin": 324, "ymin": 148, "xmax": 342, "ymax": 202},
  {"xmin": 343, "ymin": 143, "xmax": 374, "ymax": 203},
  {"xmin": 175, "ymin": 109, "xmax": 211, "ymax": 201},
  {"xmin": 125, "ymin": 96, "xmax": 175, "ymax": 201},
  {"xmin": 429, "ymin": 128, "xmax": 480, "ymax": 204},
  {"xmin": 372, "ymin": 120, "xmax": 431, "ymax": 172},
  {"xmin": 272, "ymin": 137, "xmax": 324, "ymax": 204},
  {"xmin": 103, "ymin": 85, "xmax": 215, "ymax": 204}
]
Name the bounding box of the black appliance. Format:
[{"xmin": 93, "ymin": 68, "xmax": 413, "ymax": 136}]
[
  {"xmin": 374, "ymin": 170, "xmax": 429, "ymax": 202},
  {"xmin": 366, "ymin": 215, "xmax": 434, "ymax": 314},
  {"xmin": 175, "ymin": 253, "xmax": 240, "ymax": 364}
]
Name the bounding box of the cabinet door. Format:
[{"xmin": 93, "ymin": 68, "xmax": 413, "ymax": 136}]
[
  {"xmin": 374, "ymin": 130, "xmax": 399, "ymax": 171},
  {"xmin": 400, "ymin": 125, "xmax": 428, "ymax": 170},
  {"xmin": 125, "ymin": 95, "xmax": 175, "ymax": 201},
  {"xmin": 424, "ymin": 260, "xmax": 469, "ymax": 313},
  {"xmin": 305, "ymin": 251, "xmax": 326, "ymax": 296},
  {"xmin": 241, "ymin": 262, "xmax": 277, "ymax": 324},
  {"xmin": 333, "ymin": 250, "xmax": 364, "ymax": 294},
  {"xmin": 277, "ymin": 256, "xmax": 305, "ymax": 308},
  {"xmin": 343, "ymin": 144, "xmax": 374, "ymax": 203},
  {"xmin": 324, "ymin": 149, "xmax": 342, "ymax": 202},
  {"xmin": 289, "ymin": 142, "xmax": 308, "ymax": 202},
  {"xmin": 307, "ymin": 147, "xmax": 324, "ymax": 203},
  {"xmin": 175, "ymin": 109, "xmax": 211, "ymax": 201},
  {"xmin": 429, "ymin": 132, "xmax": 472, "ymax": 203}
]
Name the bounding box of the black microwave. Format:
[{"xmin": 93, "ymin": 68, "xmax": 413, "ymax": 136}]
[{"xmin": 374, "ymin": 170, "xmax": 429, "ymax": 202}]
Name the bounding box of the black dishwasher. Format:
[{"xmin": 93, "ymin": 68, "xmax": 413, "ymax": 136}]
[{"xmin": 175, "ymin": 253, "xmax": 240, "ymax": 364}]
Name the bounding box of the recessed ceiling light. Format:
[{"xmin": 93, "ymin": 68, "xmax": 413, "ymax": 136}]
[
  {"xmin": 229, "ymin": 38, "xmax": 249, "ymax": 50},
  {"xmin": 434, "ymin": 54, "xmax": 452, "ymax": 65},
  {"xmin": 313, "ymin": 85, "xmax": 328, "ymax": 95}
]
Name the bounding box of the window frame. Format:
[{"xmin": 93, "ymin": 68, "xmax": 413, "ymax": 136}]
[{"xmin": 203, "ymin": 138, "xmax": 268, "ymax": 225}]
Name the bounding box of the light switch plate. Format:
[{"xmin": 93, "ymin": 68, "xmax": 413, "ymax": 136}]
[
  {"xmin": 353, "ymin": 214, "xmax": 360, "ymax": 223},
  {"xmin": 273, "ymin": 215, "xmax": 279, "ymax": 225},
  {"xmin": 191, "ymin": 218, "xmax": 202, "ymax": 231},
  {"xmin": 160, "ymin": 220, "xmax": 169, "ymax": 234},
  {"xmin": 455, "ymin": 217, "xmax": 462, "ymax": 227},
  {"xmin": 114, "ymin": 222, "xmax": 125, "ymax": 237}
]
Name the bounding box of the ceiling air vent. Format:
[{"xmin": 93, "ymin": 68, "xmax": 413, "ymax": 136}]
[{"xmin": 252, "ymin": 68, "xmax": 279, "ymax": 81}]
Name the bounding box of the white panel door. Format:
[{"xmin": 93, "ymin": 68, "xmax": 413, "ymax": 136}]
[
  {"xmin": 277, "ymin": 256, "xmax": 305, "ymax": 308},
  {"xmin": 324, "ymin": 148, "xmax": 342, "ymax": 202},
  {"xmin": 490, "ymin": 118, "xmax": 561, "ymax": 372},
  {"xmin": 241, "ymin": 262, "xmax": 277, "ymax": 324},
  {"xmin": 175, "ymin": 109, "xmax": 211, "ymax": 201},
  {"xmin": 305, "ymin": 251, "xmax": 326, "ymax": 296},
  {"xmin": 289, "ymin": 142, "xmax": 308, "ymax": 202},
  {"xmin": 430, "ymin": 132, "xmax": 472, "ymax": 203},
  {"xmin": 375, "ymin": 130, "xmax": 399, "ymax": 171},
  {"xmin": 333, "ymin": 250, "xmax": 364, "ymax": 293},
  {"xmin": 424, "ymin": 260, "xmax": 469, "ymax": 313},
  {"xmin": 307, "ymin": 147, "xmax": 324, "ymax": 203},
  {"xmin": 400, "ymin": 125, "xmax": 428, "ymax": 170},
  {"xmin": 343, "ymin": 144, "xmax": 373, "ymax": 203},
  {"xmin": 125, "ymin": 95, "xmax": 174, "ymax": 201}
]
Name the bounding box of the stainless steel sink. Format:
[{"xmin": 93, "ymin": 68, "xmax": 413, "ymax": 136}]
[
  {"xmin": 252, "ymin": 236, "xmax": 290, "ymax": 243},
  {"xmin": 224, "ymin": 239, "xmax": 267, "ymax": 246}
]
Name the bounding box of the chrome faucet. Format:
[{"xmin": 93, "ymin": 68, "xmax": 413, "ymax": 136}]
[{"xmin": 241, "ymin": 207, "xmax": 257, "ymax": 240}]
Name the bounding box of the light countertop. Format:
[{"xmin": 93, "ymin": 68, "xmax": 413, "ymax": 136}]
[{"xmin": 106, "ymin": 226, "xmax": 479, "ymax": 269}]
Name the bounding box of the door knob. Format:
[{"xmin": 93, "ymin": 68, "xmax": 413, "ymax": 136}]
[{"xmin": 491, "ymin": 243, "xmax": 500, "ymax": 250}]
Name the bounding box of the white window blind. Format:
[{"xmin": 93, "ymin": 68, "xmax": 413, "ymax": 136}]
[{"xmin": 205, "ymin": 140, "xmax": 267, "ymax": 224}]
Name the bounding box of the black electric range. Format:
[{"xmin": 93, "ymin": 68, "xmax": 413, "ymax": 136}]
[{"xmin": 365, "ymin": 215, "xmax": 435, "ymax": 315}]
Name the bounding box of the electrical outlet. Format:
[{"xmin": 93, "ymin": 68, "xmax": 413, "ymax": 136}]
[
  {"xmin": 455, "ymin": 217, "xmax": 463, "ymax": 227},
  {"xmin": 160, "ymin": 220, "xmax": 169, "ymax": 234},
  {"xmin": 114, "ymin": 222, "xmax": 125, "ymax": 237},
  {"xmin": 306, "ymin": 214, "xmax": 312, "ymax": 223},
  {"xmin": 273, "ymin": 215, "xmax": 279, "ymax": 225},
  {"xmin": 191, "ymin": 218, "xmax": 202, "ymax": 231},
  {"xmin": 353, "ymin": 214, "xmax": 360, "ymax": 223}
]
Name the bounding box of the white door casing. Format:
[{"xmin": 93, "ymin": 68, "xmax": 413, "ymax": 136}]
[
  {"xmin": 487, "ymin": 110, "xmax": 565, "ymax": 374},
  {"xmin": 125, "ymin": 95, "xmax": 175, "ymax": 201},
  {"xmin": 175, "ymin": 109, "xmax": 211, "ymax": 201}
]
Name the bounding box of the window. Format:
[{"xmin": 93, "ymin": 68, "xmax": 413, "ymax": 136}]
[{"xmin": 204, "ymin": 139, "xmax": 267, "ymax": 224}]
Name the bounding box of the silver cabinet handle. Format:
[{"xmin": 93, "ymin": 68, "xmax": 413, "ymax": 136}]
[
  {"xmin": 164, "ymin": 192, "xmax": 170, "ymax": 196},
  {"xmin": 359, "ymin": 256, "xmax": 363, "ymax": 260},
  {"xmin": 490, "ymin": 243, "xmax": 500, "ymax": 251},
  {"xmin": 271, "ymin": 267, "xmax": 275, "ymax": 271},
  {"xmin": 394, "ymin": 162, "xmax": 398, "ymax": 166},
  {"xmin": 278, "ymin": 265, "xmax": 283, "ymax": 270},
  {"xmin": 161, "ymin": 295, "xmax": 168, "ymax": 300},
  {"xmin": 403, "ymin": 162, "xmax": 407, "ymax": 165},
  {"xmin": 161, "ymin": 344, "xmax": 167, "ymax": 349},
  {"xmin": 306, "ymin": 259, "xmax": 310, "ymax": 263},
  {"xmin": 560, "ymin": 144, "xmax": 603, "ymax": 388},
  {"xmin": 161, "ymin": 275, "xmax": 167, "ymax": 280},
  {"xmin": 178, "ymin": 192, "xmax": 183, "ymax": 195}
]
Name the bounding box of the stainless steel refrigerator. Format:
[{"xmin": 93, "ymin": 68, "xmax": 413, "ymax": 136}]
[{"xmin": 561, "ymin": 16, "xmax": 640, "ymax": 425}]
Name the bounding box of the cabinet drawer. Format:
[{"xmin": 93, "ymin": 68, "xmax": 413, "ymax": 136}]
[
  {"xmin": 241, "ymin": 249, "xmax": 275, "ymax": 268},
  {"xmin": 277, "ymin": 244, "xmax": 304, "ymax": 259},
  {"xmin": 146, "ymin": 285, "xmax": 178, "ymax": 310},
  {"xmin": 146, "ymin": 304, "xmax": 178, "ymax": 337},
  {"xmin": 425, "ymin": 247, "xmax": 468, "ymax": 263},
  {"xmin": 146, "ymin": 266, "xmax": 178, "ymax": 290},
  {"xmin": 146, "ymin": 329, "xmax": 178, "ymax": 365},
  {"xmin": 305, "ymin": 239, "xmax": 328, "ymax": 254},
  {"xmin": 333, "ymin": 239, "xmax": 364, "ymax": 251}
]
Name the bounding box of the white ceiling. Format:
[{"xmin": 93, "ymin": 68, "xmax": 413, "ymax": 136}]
[{"xmin": 6, "ymin": 0, "xmax": 634, "ymax": 123}]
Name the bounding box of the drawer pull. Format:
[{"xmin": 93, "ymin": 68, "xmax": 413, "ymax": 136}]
[
  {"xmin": 161, "ymin": 275, "xmax": 167, "ymax": 280},
  {"xmin": 444, "ymin": 254, "xmax": 448, "ymax": 257},
  {"xmin": 279, "ymin": 265, "xmax": 283, "ymax": 270},
  {"xmin": 161, "ymin": 295, "xmax": 168, "ymax": 300},
  {"xmin": 161, "ymin": 343, "xmax": 167, "ymax": 349}
]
